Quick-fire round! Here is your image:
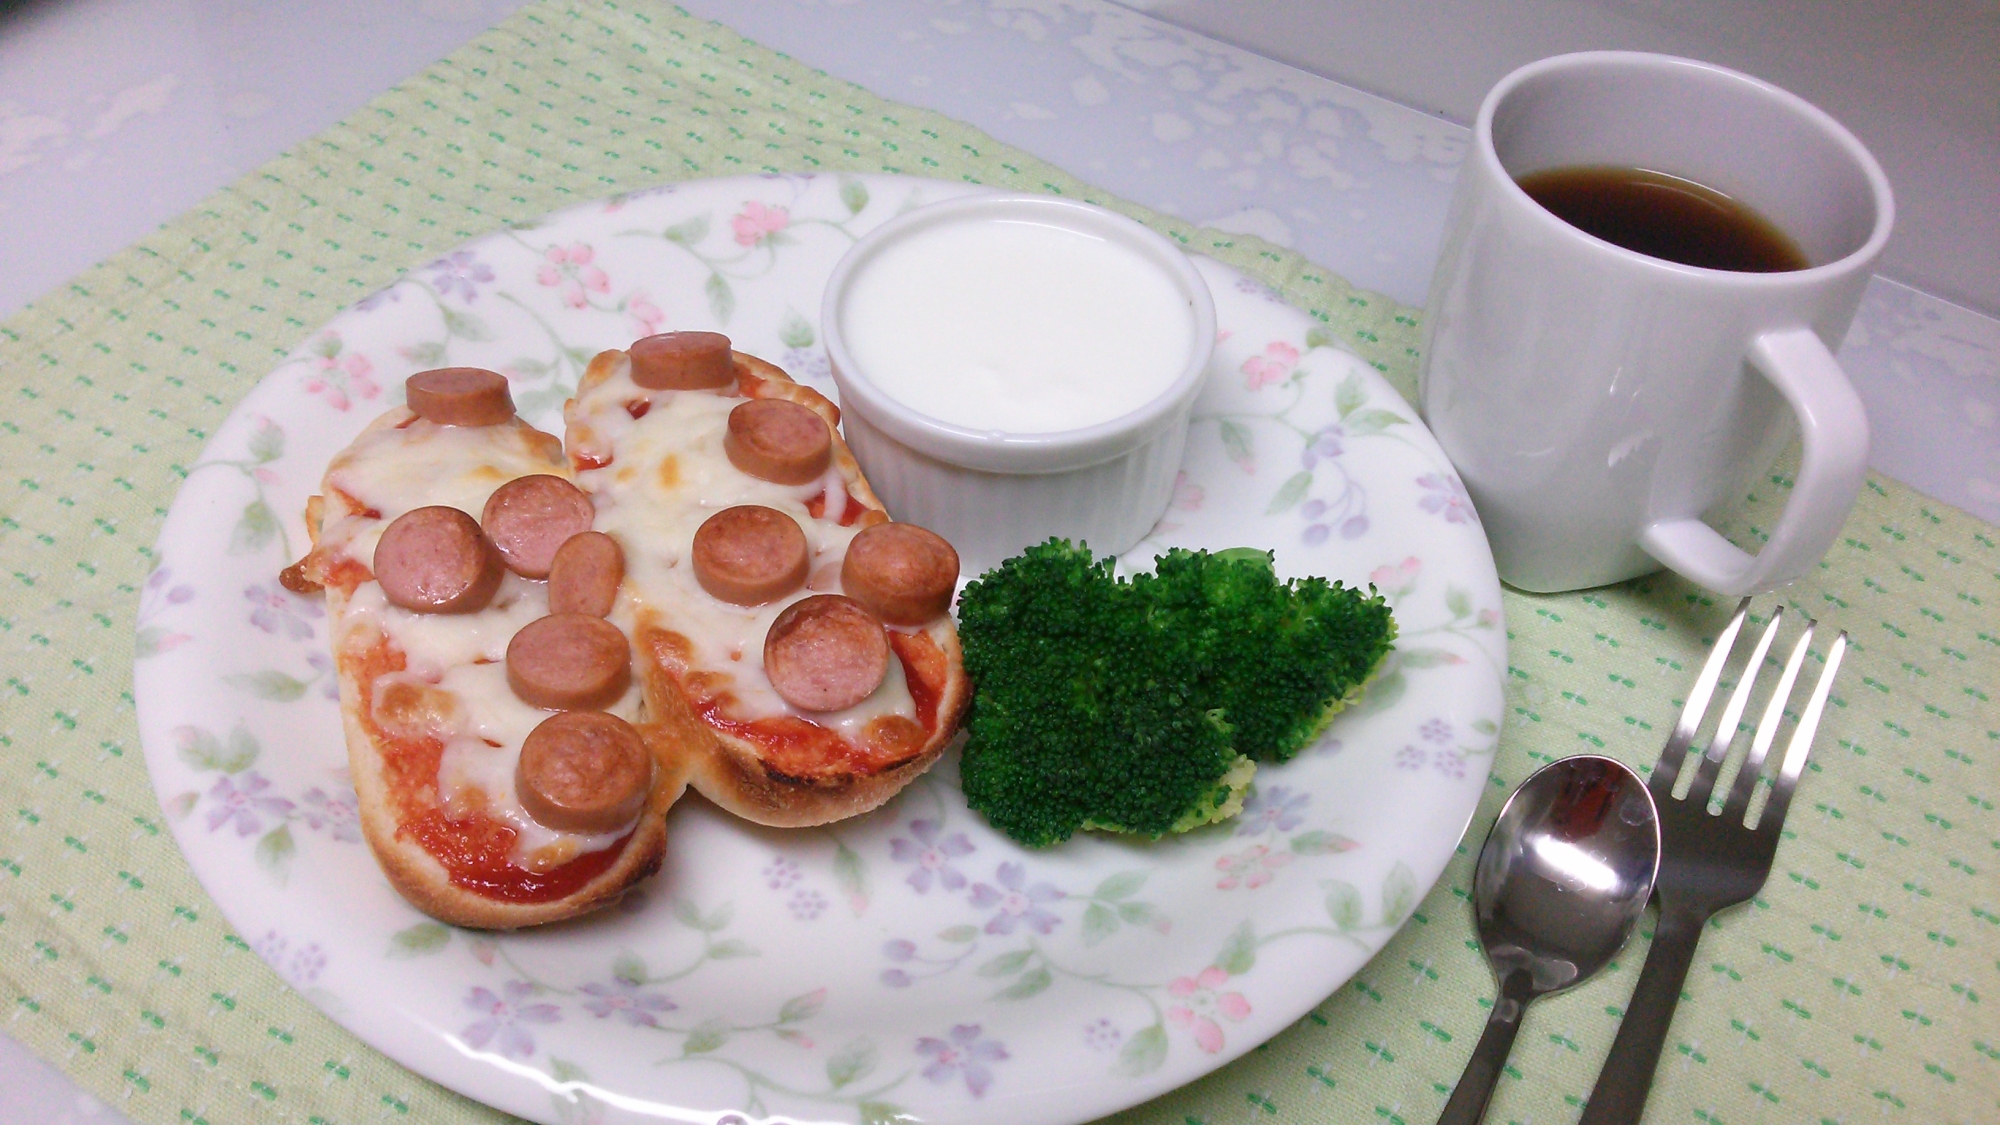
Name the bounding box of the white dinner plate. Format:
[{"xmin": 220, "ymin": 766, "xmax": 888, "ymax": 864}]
[{"xmin": 135, "ymin": 174, "xmax": 1505, "ymax": 1125}]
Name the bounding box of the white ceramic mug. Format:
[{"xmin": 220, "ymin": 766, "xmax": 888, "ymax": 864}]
[{"xmin": 1418, "ymin": 52, "xmax": 1890, "ymax": 595}]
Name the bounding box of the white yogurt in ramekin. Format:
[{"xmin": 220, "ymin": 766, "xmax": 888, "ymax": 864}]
[
  {"xmin": 838, "ymin": 217, "xmax": 1198, "ymax": 434},
  {"xmin": 823, "ymin": 194, "xmax": 1217, "ymax": 573}
]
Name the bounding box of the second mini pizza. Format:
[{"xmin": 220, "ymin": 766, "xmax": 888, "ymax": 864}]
[{"xmin": 565, "ymin": 332, "xmax": 970, "ymax": 830}]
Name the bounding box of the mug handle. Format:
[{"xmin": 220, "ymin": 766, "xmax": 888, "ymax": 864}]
[{"xmin": 1639, "ymin": 326, "xmax": 1870, "ymax": 595}]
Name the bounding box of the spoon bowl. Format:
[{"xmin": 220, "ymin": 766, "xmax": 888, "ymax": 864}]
[{"xmin": 1437, "ymin": 755, "xmax": 1660, "ymax": 1125}]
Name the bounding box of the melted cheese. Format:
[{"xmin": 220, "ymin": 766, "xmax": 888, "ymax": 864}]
[
  {"xmin": 432, "ymin": 661, "xmax": 642, "ymax": 866},
  {"xmin": 322, "ymin": 414, "xmax": 639, "ymax": 868},
  {"xmin": 573, "ymin": 357, "xmax": 920, "ymax": 735},
  {"xmin": 319, "ymin": 413, "xmax": 563, "ymax": 566}
]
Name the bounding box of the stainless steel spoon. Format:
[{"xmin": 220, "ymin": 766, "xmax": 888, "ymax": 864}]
[{"xmin": 1436, "ymin": 755, "xmax": 1660, "ymax": 1125}]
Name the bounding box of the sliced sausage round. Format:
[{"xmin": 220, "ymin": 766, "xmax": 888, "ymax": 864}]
[
  {"xmin": 481, "ymin": 474, "xmax": 595, "ymax": 579},
  {"xmin": 629, "ymin": 331, "xmax": 736, "ymax": 390},
  {"xmin": 763, "ymin": 594, "xmax": 891, "ymax": 712},
  {"xmin": 406, "ymin": 368, "xmax": 515, "ymax": 426},
  {"xmin": 725, "ymin": 398, "xmax": 833, "ymax": 485},
  {"xmin": 840, "ymin": 522, "xmax": 960, "ymax": 625},
  {"xmin": 516, "ymin": 711, "xmax": 652, "ymax": 835},
  {"xmin": 691, "ymin": 505, "xmax": 810, "ymax": 606},
  {"xmin": 506, "ymin": 613, "xmax": 632, "ymax": 711},
  {"xmin": 548, "ymin": 531, "xmax": 624, "ymax": 617},
  {"xmin": 373, "ymin": 506, "xmax": 502, "ymax": 614}
]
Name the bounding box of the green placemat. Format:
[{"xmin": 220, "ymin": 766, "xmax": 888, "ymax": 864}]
[{"xmin": 0, "ymin": 3, "xmax": 1992, "ymax": 1123}]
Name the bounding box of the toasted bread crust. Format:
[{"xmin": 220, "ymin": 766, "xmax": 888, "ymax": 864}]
[
  {"xmin": 307, "ymin": 412, "xmax": 684, "ymax": 930},
  {"xmin": 573, "ymin": 348, "xmax": 969, "ymax": 828},
  {"xmin": 635, "ymin": 617, "xmax": 967, "ymax": 827}
]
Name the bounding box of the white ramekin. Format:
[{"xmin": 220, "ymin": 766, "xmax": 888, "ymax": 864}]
[{"xmin": 822, "ymin": 193, "xmax": 1217, "ymax": 575}]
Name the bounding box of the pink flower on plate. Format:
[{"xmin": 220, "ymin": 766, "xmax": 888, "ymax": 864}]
[
  {"xmin": 536, "ymin": 243, "xmax": 610, "ymax": 308},
  {"xmin": 1166, "ymin": 966, "xmax": 1252, "ymax": 1053},
  {"xmin": 1170, "ymin": 471, "xmax": 1205, "ymax": 511},
  {"xmin": 1369, "ymin": 556, "xmax": 1422, "ymax": 598},
  {"xmin": 302, "ymin": 333, "xmax": 379, "ymax": 411},
  {"xmin": 1214, "ymin": 844, "xmax": 1291, "ymax": 891},
  {"xmin": 625, "ymin": 288, "xmax": 665, "ymax": 338},
  {"xmin": 1240, "ymin": 340, "xmax": 1301, "ymax": 390},
  {"xmin": 1153, "ymin": 470, "xmax": 1207, "ymax": 533},
  {"xmin": 731, "ymin": 200, "xmax": 791, "ymax": 247}
]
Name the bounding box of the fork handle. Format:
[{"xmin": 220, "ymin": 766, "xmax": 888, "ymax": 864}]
[{"xmin": 1578, "ymin": 906, "xmax": 1709, "ymax": 1125}]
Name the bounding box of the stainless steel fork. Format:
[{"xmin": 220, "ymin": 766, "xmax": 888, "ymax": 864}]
[{"xmin": 1576, "ymin": 599, "xmax": 1848, "ymax": 1125}]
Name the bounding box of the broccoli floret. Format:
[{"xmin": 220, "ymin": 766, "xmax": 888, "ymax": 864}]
[
  {"xmin": 957, "ymin": 542, "xmax": 1247, "ymax": 848},
  {"xmin": 1086, "ymin": 749, "xmax": 1256, "ymax": 836},
  {"xmin": 1137, "ymin": 548, "xmax": 1397, "ymax": 762},
  {"xmin": 956, "ymin": 540, "xmax": 1396, "ymax": 847}
]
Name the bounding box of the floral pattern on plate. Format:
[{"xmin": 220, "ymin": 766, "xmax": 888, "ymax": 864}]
[{"xmin": 134, "ymin": 174, "xmax": 1505, "ymax": 1125}]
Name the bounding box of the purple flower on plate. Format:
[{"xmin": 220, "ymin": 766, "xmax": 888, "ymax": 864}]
[
  {"xmin": 1395, "ymin": 746, "xmax": 1427, "ymax": 771},
  {"xmin": 1083, "ymin": 1017, "xmax": 1122, "ymax": 1052},
  {"xmin": 1417, "ymin": 472, "xmax": 1480, "ymax": 525},
  {"xmin": 916, "ymin": 1024, "xmax": 1008, "ymax": 1098},
  {"xmin": 1433, "ymin": 751, "xmax": 1468, "ymax": 780},
  {"xmin": 1300, "ymin": 423, "xmax": 1346, "ymax": 470},
  {"xmin": 880, "ymin": 968, "xmax": 912, "ymax": 988},
  {"xmin": 969, "ymin": 863, "xmax": 1064, "ymax": 935},
  {"xmin": 462, "ymin": 980, "xmax": 560, "ymax": 1059},
  {"xmin": 1234, "ymin": 275, "xmax": 1282, "ymax": 303},
  {"xmin": 299, "ymin": 785, "xmax": 361, "ymax": 842},
  {"xmin": 789, "ymin": 889, "xmax": 828, "ymax": 920},
  {"xmin": 245, "ymin": 583, "xmax": 321, "ymax": 640},
  {"xmin": 428, "ymin": 250, "xmax": 495, "ymax": 303},
  {"xmin": 783, "ymin": 347, "xmax": 832, "ymax": 384},
  {"xmin": 204, "ymin": 772, "xmax": 294, "ymax": 837},
  {"xmin": 763, "ymin": 856, "xmax": 802, "ymax": 890},
  {"xmin": 304, "ymin": 650, "xmax": 341, "ymax": 700},
  {"xmin": 1237, "ymin": 785, "xmax": 1309, "ymax": 836},
  {"xmin": 146, "ymin": 566, "xmax": 196, "ymax": 605},
  {"xmin": 1420, "ymin": 718, "xmax": 1454, "ymax": 744},
  {"xmin": 288, "ymin": 942, "xmax": 327, "ymax": 986},
  {"xmin": 254, "ymin": 930, "xmax": 288, "ymax": 964},
  {"xmin": 580, "ymin": 977, "xmax": 675, "ymax": 1027},
  {"xmin": 253, "ymin": 932, "xmax": 325, "ymax": 988},
  {"xmin": 354, "ymin": 285, "xmax": 402, "ymax": 312},
  {"xmin": 890, "ymin": 818, "xmax": 974, "ymax": 894}
]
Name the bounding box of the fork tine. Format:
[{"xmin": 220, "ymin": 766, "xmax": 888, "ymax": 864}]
[
  {"xmin": 1756, "ymin": 629, "xmax": 1849, "ymax": 832},
  {"xmin": 1652, "ymin": 597, "xmax": 1752, "ymax": 795},
  {"xmin": 1724, "ymin": 622, "xmax": 1815, "ymax": 821},
  {"xmin": 1686, "ymin": 606, "xmax": 1786, "ymax": 806}
]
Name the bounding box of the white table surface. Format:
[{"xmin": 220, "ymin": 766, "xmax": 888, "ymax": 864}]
[{"xmin": 3, "ymin": 1, "xmax": 1996, "ymax": 1121}]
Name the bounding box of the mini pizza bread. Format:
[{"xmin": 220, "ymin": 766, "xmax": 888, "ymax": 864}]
[
  {"xmin": 565, "ymin": 336, "xmax": 971, "ymax": 827},
  {"xmin": 295, "ymin": 369, "xmax": 686, "ymax": 929}
]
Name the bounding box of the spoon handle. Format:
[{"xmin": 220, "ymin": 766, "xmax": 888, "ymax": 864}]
[
  {"xmin": 1577, "ymin": 905, "xmax": 1709, "ymax": 1125},
  {"xmin": 1436, "ymin": 970, "xmax": 1535, "ymax": 1125}
]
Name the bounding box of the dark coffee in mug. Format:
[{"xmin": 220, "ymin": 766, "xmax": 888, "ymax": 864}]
[{"xmin": 1515, "ymin": 165, "xmax": 1809, "ymax": 273}]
